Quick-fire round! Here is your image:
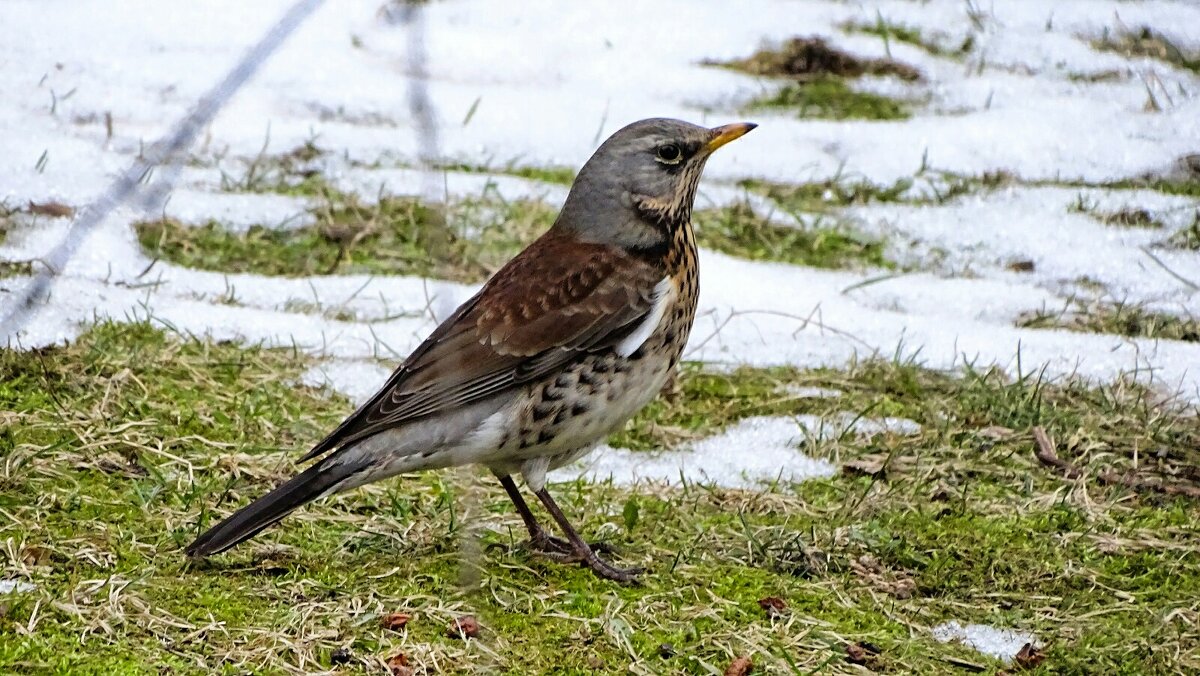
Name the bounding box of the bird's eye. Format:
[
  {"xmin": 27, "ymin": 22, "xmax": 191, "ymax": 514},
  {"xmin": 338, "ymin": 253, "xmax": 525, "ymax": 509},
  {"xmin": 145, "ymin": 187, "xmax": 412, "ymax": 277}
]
[{"xmin": 655, "ymin": 143, "xmax": 682, "ymax": 164}]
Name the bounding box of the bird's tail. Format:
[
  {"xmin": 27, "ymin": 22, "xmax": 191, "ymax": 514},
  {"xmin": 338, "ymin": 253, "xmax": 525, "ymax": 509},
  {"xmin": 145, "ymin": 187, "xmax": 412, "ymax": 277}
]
[{"xmin": 185, "ymin": 459, "xmax": 363, "ymax": 557}]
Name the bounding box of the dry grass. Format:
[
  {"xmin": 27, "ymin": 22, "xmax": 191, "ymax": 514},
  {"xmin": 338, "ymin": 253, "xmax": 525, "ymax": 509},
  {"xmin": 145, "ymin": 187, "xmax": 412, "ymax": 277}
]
[{"xmin": 2, "ymin": 321, "xmax": 1200, "ymax": 673}]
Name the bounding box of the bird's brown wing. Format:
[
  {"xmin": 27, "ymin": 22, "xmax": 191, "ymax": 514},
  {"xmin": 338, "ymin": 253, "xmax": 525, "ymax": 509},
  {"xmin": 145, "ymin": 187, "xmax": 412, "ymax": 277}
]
[{"xmin": 301, "ymin": 231, "xmax": 664, "ymax": 461}]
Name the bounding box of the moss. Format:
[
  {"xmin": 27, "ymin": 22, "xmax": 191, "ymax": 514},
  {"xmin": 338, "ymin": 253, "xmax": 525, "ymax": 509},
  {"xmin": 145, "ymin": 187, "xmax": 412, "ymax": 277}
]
[
  {"xmin": 3, "ymin": 322, "xmax": 1200, "ymax": 672},
  {"xmin": 135, "ymin": 189, "xmax": 555, "ymax": 283},
  {"xmin": 715, "ymin": 36, "xmax": 917, "ymax": 121},
  {"xmin": 2, "ymin": 322, "xmax": 1199, "ymax": 672},
  {"xmin": 748, "ymin": 77, "xmax": 910, "ymax": 120},
  {"xmin": 721, "ymin": 36, "xmax": 921, "ymax": 81},
  {"xmin": 1018, "ymin": 301, "xmax": 1199, "ymax": 343},
  {"xmin": 693, "ymin": 202, "xmax": 891, "ymax": 270},
  {"xmin": 0, "ymin": 260, "xmax": 34, "ymax": 278}
]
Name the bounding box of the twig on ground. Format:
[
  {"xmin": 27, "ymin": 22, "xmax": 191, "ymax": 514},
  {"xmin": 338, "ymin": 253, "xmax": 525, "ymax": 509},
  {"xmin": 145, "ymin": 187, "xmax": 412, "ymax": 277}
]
[{"xmin": 1032, "ymin": 425, "xmax": 1200, "ymax": 498}]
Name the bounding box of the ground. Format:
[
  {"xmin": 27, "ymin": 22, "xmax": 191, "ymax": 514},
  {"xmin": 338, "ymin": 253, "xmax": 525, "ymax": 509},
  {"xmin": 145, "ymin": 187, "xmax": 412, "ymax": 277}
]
[{"xmin": 1, "ymin": 1, "xmax": 1200, "ymax": 674}]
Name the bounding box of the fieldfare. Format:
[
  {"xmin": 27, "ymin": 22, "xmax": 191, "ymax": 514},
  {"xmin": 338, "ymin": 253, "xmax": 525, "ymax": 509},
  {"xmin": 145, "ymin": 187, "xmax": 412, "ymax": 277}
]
[{"xmin": 186, "ymin": 118, "xmax": 756, "ymax": 581}]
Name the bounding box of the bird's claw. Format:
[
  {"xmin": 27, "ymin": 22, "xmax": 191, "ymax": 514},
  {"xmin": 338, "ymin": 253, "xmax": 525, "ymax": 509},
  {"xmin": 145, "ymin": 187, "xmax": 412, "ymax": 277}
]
[{"xmin": 526, "ymin": 533, "xmax": 638, "ymax": 582}]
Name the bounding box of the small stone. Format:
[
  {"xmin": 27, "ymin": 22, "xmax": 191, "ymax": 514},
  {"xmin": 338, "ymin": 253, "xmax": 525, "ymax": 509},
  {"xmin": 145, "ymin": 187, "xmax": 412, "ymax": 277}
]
[{"xmin": 330, "ymin": 646, "xmax": 352, "ymax": 665}]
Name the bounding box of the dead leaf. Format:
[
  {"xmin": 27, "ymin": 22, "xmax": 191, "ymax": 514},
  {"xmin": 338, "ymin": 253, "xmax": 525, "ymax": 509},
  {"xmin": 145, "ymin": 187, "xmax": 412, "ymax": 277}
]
[
  {"xmin": 725, "ymin": 655, "xmax": 753, "ymax": 676},
  {"xmin": 845, "ymin": 641, "xmax": 881, "ymax": 666},
  {"xmin": 27, "ymin": 201, "xmax": 74, "ymax": 218},
  {"xmin": 380, "ymin": 612, "xmax": 411, "ymax": 632},
  {"xmin": 757, "ymin": 596, "xmax": 788, "ymax": 619},
  {"xmin": 1014, "ymin": 643, "xmax": 1046, "ymax": 670},
  {"xmin": 386, "ymin": 652, "xmax": 414, "ymax": 676},
  {"xmin": 447, "ymin": 614, "xmax": 480, "ymax": 639}
]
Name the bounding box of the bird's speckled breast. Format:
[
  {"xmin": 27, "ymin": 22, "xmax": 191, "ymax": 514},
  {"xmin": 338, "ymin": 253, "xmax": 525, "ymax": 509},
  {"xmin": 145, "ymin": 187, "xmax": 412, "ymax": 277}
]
[{"xmin": 498, "ymin": 223, "xmax": 700, "ymax": 462}]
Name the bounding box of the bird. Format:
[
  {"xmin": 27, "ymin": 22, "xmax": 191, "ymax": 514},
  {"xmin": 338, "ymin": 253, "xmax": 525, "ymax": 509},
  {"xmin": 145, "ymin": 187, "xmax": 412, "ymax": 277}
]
[{"xmin": 186, "ymin": 117, "xmax": 756, "ymax": 581}]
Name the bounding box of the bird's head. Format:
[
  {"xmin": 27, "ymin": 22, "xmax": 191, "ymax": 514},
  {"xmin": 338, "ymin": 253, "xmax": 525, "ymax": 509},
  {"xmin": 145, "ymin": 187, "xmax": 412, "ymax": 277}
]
[{"xmin": 555, "ymin": 118, "xmax": 756, "ymax": 253}]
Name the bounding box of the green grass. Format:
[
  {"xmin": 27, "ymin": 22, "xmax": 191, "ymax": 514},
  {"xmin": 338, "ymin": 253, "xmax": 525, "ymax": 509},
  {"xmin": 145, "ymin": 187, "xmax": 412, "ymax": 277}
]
[
  {"xmin": 1092, "ymin": 26, "xmax": 1200, "ymax": 74},
  {"xmin": 135, "ymin": 188, "xmax": 556, "ymax": 283},
  {"xmin": 437, "ymin": 161, "xmax": 576, "ymax": 187},
  {"xmin": 841, "ymin": 18, "xmax": 973, "ymax": 58},
  {"xmin": 2, "ymin": 321, "xmax": 1199, "ymax": 673},
  {"xmin": 740, "ymin": 176, "xmax": 914, "ymax": 212},
  {"xmin": 714, "ymin": 36, "xmax": 917, "ymax": 121},
  {"xmin": 135, "ymin": 182, "xmax": 893, "ymax": 278},
  {"xmin": 0, "ymin": 260, "xmax": 34, "ymax": 278},
  {"xmin": 693, "ymin": 203, "xmax": 891, "ymax": 270},
  {"xmin": 748, "ymin": 78, "xmax": 910, "ymax": 121},
  {"xmin": 1018, "ymin": 300, "xmax": 1200, "ymax": 343}
]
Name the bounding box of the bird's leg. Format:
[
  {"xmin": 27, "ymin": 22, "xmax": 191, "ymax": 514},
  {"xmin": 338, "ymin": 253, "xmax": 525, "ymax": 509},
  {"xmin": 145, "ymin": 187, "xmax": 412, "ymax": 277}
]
[
  {"xmin": 498, "ymin": 475, "xmax": 566, "ymax": 553},
  {"xmin": 533, "ymin": 487, "xmax": 641, "ymax": 583},
  {"xmin": 497, "ymin": 476, "xmax": 616, "ymax": 556}
]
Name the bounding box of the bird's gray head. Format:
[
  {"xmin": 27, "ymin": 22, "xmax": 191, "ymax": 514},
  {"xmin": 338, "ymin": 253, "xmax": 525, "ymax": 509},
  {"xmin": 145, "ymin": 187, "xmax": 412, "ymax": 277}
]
[{"xmin": 555, "ymin": 117, "xmax": 756, "ymax": 252}]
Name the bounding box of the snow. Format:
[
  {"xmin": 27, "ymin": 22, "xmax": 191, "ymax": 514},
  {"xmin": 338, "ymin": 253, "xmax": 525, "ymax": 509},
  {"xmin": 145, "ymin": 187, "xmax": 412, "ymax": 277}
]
[
  {"xmin": 932, "ymin": 621, "xmax": 1039, "ymax": 663},
  {"xmin": 550, "ymin": 413, "xmax": 918, "ymax": 487},
  {"xmin": 0, "ymin": 580, "xmax": 36, "ymax": 594},
  {"xmin": 2, "ymin": 0, "xmax": 1200, "ymax": 487}
]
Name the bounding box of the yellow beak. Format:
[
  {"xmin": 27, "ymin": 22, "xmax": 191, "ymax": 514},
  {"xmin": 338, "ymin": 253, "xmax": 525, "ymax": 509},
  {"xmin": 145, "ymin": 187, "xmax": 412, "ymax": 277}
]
[{"xmin": 705, "ymin": 122, "xmax": 758, "ymax": 153}]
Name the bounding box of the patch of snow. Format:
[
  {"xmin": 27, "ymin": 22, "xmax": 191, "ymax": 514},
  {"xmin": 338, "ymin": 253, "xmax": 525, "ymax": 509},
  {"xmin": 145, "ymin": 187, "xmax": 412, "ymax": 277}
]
[
  {"xmin": 551, "ymin": 413, "xmax": 918, "ymax": 487},
  {"xmin": 784, "ymin": 385, "xmax": 843, "ymax": 399},
  {"xmin": 159, "ymin": 190, "xmax": 315, "ymax": 232},
  {"xmin": 300, "ymin": 359, "xmax": 393, "ymax": 406},
  {"xmin": 2, "ymin": 0, "xmax": 1200, "ymax": 445},
  {"xmin": 932, "ymin": 621, "xmax": 1038, "ymax": 663},
  {"xmin": 0, "ymin": 580, "xmax": 36, "ymax": 594}
]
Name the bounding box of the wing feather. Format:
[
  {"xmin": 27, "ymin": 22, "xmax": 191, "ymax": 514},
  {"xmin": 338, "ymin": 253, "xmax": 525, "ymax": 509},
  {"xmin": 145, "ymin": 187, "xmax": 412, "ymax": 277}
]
[{"xmin": 301, "ymin": 230, "xmax": 663, "ymax": 461}]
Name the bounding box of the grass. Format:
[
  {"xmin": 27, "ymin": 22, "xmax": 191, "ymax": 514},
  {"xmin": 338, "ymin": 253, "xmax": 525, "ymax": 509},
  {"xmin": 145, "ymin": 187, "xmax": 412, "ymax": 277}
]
[
  {"xmin": 715, "ymin": 37, "xmax": 917, "ymax": 121},
  {"xmin": 1068, "ymin": 195, "xmax": 1164, "ymax": 229},
  {"xmin": 740, "ymin": 176, "xmax": 913, "ymax": 212},
  {"xmin": 841, "ymin": 18, "xmax": 974, "ymax": 58},
  {"xmin": 436, "ymin": 162, "xmax": 576, "ymax": 187},
  {"xmin": 2, "ymin": 321, "xmax": 1199, "ymax": 673},
  {"xmin": 0, "ymin": 260, "xmax": 34, "ymax": 278},
  {"xmin": 1018, "ymin": 300, "xmax": 1200, "ymax": 343},
  {"xmin": 748, "ymin": 78, "xmax": 909, "ymax": 121},
  {"xmin": 1092, "ymin": 26, "xmax": 1200, "ymax": 74},
  {"xmin": 693, "ymin": 203, "xmax": 891, "ymax": 270},
  {"xmin": 1167, "ymin": 212, "xmax": 1200, "ymax": 251},
  {"xmin": 135, "ymin": 187, "xmax": 556, "ymax": 284},
  {"xmin": 136, "ymin": 179, "xmax": 894, "ymax": 278}
]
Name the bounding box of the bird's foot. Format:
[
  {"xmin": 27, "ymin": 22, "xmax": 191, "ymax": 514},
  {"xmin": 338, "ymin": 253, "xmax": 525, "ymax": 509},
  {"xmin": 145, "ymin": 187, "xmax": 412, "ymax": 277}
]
[
  {"xmin": 527, "ymin": 532, "xmax": 639, "ymax": 582},
  {"xmin": 527, "ymin": 532, "xmax": 618, "ymax": 557}
]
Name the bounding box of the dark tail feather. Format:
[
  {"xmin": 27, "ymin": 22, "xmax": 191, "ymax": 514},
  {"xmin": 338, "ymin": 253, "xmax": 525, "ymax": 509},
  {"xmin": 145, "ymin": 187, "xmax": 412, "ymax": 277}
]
[{"xmin": 186, "ymin": 460, "xmax": 360, "ymax": 557}]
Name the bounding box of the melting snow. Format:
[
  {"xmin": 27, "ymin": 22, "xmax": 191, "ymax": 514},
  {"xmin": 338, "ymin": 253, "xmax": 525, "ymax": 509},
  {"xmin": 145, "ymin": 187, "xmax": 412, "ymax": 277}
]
[
  {"xmin": 550, "ymin": 414, "xmax": 918, "ymax": 487},
  {"xmin": 2, "ymin": 0, "xmax": 1199, "ymax": 435},
  {"xmin": 0, "ymin": 580, "xmax": 36, "ymax": 594},
  {"xmin": 932, "ymin": 621, "xmax": 1039, "ymax": 663}
]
